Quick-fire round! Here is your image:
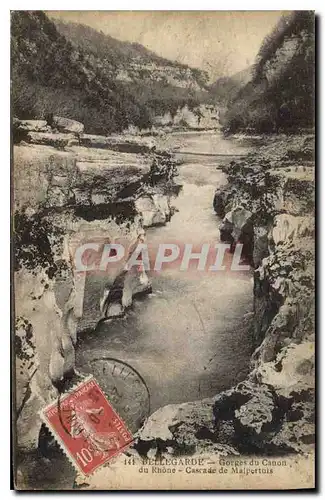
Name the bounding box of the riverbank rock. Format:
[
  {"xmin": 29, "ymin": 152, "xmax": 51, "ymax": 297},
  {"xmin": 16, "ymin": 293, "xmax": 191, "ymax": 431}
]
[
  {"xmin": 52, "ymin": 115, "xmax": 84, "ymax": 135},
  {"xmin": 213, "ymin": 187, "xmax": 231, "ymax": 217},
  {"xmin": 13, "ymin": 140, "xmax": 178, "ymax": 453},
  {"xmin": 137, "ymin": 134, "xmax": 315, "ymax": 459},
  {"xmin": 220, "ymin": 136, "xmax": 315, "ymax": 452},
  {"xmin": 271, "ymin": 214, "xmax": 313, "ymax": 247},
  {"xmin": 219, "ymin": 206, "xmax": 254, "ymax": 260},
  {"xmin": 14, "ymin": 119, "xmax": 50, "ymax": 133},
  {"xmin": 27, "ymin": 131, "xmax": 78, "ymax": 149},
  {"xmin": 80, "ymin": 134, "xmax": 154, "ymax": 153},
  {"xmin": 253, "ymin": 226, "xmax": 269, "ymax": 267},
  {"xmin": 135, "ymin": 193, "xmax": 171, "ymax": 227},
  {"xmin": 15, "ymin": 268, "xmax": 65, "ymax": 451},
  {"xmin": 135, "ymin": 399, "xmax": 237, "ymax": 457}
]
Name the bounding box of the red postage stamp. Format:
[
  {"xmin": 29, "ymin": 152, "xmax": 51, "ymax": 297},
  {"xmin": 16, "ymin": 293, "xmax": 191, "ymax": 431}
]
[{"xmin": 40, "ymin": 376, "xmax": 134, "ymax": 476}]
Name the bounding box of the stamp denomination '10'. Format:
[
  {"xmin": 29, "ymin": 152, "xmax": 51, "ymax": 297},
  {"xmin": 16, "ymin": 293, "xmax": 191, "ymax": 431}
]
[{"xmin": 40, "ymin": 376, "xmax": 134, "ymax": 476}]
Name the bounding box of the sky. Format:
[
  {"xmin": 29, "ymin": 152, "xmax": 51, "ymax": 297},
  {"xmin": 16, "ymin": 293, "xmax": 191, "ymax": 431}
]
[{"xmin": 48, "ymin": 11, "xmax": 289, "ymax": 80}]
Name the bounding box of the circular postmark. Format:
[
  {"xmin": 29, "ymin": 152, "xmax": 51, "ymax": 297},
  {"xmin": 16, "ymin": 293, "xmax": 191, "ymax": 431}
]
[
  {"xmin": 39, "ymin": 358, "xmax": 150, "ymax": 460},
  {"xmin": 76, "ymin": 357, "xmax": 150, "ymax": 433}
]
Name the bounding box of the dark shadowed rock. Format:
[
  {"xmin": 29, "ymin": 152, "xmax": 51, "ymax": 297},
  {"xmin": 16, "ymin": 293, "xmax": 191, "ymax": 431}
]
[
  {"xmin": 253, "ymin": 226, "xmax": 269, "ymax": 267},
  {"xmin": 213, "ymin": 188, "xmax": 229, "ymax": 217},
  {"xmin": 219, "ymin": 206, "xmax": 254, "ymax": 260}
]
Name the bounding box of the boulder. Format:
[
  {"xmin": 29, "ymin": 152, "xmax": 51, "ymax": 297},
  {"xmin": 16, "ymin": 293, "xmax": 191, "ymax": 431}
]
[
  {"xmin": 224, "ymin": 206, "xmax": 253, "ymax": 241},
  {"xmin": 219, "ymin": 218, "xmax": 234, "ymax": 244},
  {"xmin": 14, "ymin": 119, "xmax": 49, "ymax": 133},
  {"xmin": 135, "ymin": 398, "xmax": 236, "ymax": 457},
  {"xmin": 213, "ymin": 380, "xmax": 277, "ymax": 443},
  {"xmin": 27, "ymin": 132, "xmax": 78, "ymax": 148},
  {"xmin": 213, "ymin": 188, "xmax": 230, "ymax": 217},
  {"xmin": 52, "ymin": 116, "xmax": 84, "ymax": 135},
  {"xmin": 253, "ymin": 300, "xmax": 300, "ymax": 364},
  {"xmin": 135, "ymin": 194, "xmax": 171, "ymax": 227},
  {"xmin": 257, "ymin": 342, "xmax": 315, "ymax": 397},
  {"xmin": 255, "ymin": 342, "xmax": 315, "ymax": 453},
  {"xmin": 212, "ymin": 376, "xmax": 314, "ymax": 454},
  {"xmin": 219, "ymin": 206, "xmax": 254, "ymax": 259}
]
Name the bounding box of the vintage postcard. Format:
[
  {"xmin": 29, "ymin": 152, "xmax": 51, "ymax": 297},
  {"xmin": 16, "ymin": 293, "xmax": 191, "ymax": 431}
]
[{"xmin": 12, "ymin": 10, "xmax": 315, "ymax": 490}]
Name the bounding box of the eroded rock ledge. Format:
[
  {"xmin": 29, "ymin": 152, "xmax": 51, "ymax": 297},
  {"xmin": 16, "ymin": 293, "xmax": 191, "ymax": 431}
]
[
  {"xmin": 134, "ymin": 134, "xmax": 315, "ymax": 458},
  {"xmin": 13, "ymin": 126, "xmax": 178, "ymax": 452}
]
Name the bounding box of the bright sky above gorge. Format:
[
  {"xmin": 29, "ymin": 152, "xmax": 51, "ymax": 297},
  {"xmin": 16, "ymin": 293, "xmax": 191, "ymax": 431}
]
[{"xmin": 48, "ymin": 11, "xmax": 289, "ymax": 80}]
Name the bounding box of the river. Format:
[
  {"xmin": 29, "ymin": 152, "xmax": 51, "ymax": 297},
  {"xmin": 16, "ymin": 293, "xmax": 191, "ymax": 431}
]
[
  {"xmin": 76, "ymin": 130, "xmax": 254, "ymax": 415},
  {"xmin": 20, "ymin": 130, "xmax": 255, "ymax": 489}
]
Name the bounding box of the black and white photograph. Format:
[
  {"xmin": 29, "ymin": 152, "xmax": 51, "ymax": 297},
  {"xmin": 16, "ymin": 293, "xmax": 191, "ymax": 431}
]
[{"xmin": 11, "ymin": 10, "xmax": 315, "ymax": 490}]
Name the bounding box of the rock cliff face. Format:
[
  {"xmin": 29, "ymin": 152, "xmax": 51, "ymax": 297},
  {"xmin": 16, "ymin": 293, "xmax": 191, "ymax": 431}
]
[
  {"xmin": 13, "ymin": 122, "xmax": 177, "ymax": 452},
  {"xmin": 54, "ymin": 19, "xmax": 209, "ymax": 92},
  {"xmin": 221, "ymin": 11, "xmax": 314, "ymax": 133},
  {"xmin": 153, "ymin": 104, "xmax": 219, "ymax": 130},
  {"xmin": 134, "ymin": 134, "xmax": 314, "ymax": 458},
  {"xmin": 50, "ymin": 17, "xmax": 210, "ymax": 130}
]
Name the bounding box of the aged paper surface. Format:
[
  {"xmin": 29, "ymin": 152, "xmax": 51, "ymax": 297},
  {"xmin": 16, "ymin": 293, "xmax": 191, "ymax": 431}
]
[{"xmin": 12, "ymin": 11, "xmax": 315, "ymax": 490}]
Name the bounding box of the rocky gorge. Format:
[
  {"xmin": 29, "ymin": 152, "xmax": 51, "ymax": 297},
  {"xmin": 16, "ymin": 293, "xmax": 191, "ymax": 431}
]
[
  {"xmin": 11, "ymin": 9, "xmax": 315, "ymax": 491},
  {"xmin": 129, "ymin": 134, "xmax": 315, "ymax": 460},
  {"xmin": 13, "ymin": 118, "xmax": 315, "ymax": 488},
  {"xmin": 13, "ymin": 117, "xmax": 178, "ymax": 455}
]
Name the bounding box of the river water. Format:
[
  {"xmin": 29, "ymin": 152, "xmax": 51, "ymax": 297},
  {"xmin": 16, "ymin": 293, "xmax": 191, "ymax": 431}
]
[
  {"xmin": 20, "ymin": 130, "xmax": 255, "ymax": 489},
  {"xmin": 76, "ymin": 131, "xmax": 254, "ymax": 413}
]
